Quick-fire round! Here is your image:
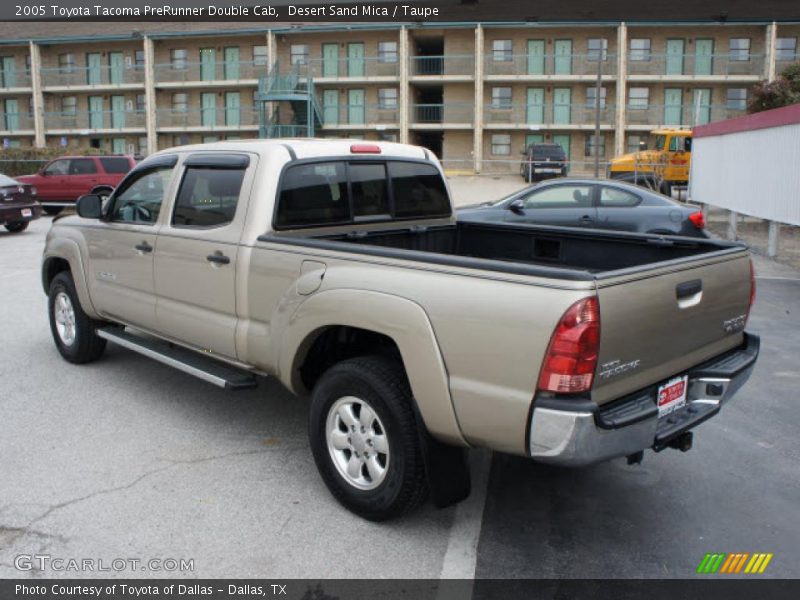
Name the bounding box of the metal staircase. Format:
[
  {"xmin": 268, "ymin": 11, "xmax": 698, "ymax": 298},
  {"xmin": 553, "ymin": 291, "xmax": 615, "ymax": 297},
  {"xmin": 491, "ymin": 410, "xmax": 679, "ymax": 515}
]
[{"xmin": 256, "ymin": 63, "xmax": 323, "ymax": 138}]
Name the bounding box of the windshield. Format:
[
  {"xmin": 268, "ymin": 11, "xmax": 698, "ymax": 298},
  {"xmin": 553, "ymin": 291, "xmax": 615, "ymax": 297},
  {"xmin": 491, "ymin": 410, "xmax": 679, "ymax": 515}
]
[
  {"xmin": 0, "ymin": 174, "xmax": 19, "ymax": 186},
  {"xmin": 654, "ymin": 135, "xmax": 667, "ymax": 151}
]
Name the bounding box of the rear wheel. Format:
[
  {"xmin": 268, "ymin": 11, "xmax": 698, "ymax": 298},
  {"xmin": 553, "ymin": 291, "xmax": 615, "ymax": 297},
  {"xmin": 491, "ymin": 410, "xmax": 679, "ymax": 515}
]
[
  {"xmin": 4, "ymin": 221, "xmax": 29, "ymax": 233},
  {"xmin": 48, "ymin": 271, "xmax": 107, "ymax": 363},
  {"xmin": 43, "ymin": 206, "xmax": 63, "ymax": 216},
  {"xmin": 308, "ymin": 356, "xmax": 428, "ymax": 521}
]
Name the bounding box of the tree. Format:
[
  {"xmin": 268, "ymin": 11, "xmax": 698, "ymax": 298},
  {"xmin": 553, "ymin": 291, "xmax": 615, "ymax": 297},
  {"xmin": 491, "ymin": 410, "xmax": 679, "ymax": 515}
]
[{"xmin": 747, "ymin": 62, "xmax": 800, "ymax": 114}]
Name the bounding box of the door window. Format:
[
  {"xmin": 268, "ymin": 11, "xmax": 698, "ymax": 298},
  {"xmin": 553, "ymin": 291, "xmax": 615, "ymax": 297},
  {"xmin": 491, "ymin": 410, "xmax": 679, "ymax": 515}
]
[
  {"xmin": 110, "ymin": 164, "xmax": 175, "ymax": 224},
  {"xmin": 519, "ymin": 184, "xmax": 593, "ymax": 209},
  {"xmin": 44, "ymin": 159, "xmax": 70, "ymax": 176},
  {"xmin": 600, "ymin": 186, "xmax": 641, "ymax": 207},
  {"xmin": 172, "ymin": 167, "xmax": 246, "ymax": 228},
  {"xmin": 68, "ymin": 158, "xmax": 98, "ymax": 175}
]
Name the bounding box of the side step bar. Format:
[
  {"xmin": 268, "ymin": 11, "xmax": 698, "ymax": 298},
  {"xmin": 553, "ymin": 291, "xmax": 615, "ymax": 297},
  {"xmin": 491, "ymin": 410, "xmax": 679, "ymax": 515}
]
[{"xmin": 96, "ymin": 328, "xmax": 258, "ymax": 390}]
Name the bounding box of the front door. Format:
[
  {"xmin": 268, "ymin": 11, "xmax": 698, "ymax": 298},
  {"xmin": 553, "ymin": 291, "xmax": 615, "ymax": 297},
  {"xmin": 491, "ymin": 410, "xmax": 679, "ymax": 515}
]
[
  {"xmin": 322, "ymin": 43, "xmax": 339, "ymax": 77},
  {"xmin": 86, "ymin": 53, "xmax": 102, "ymax": 85},
  {"xmin": 348, "ymin": 88, "xmax": 365, "ymax": 125},
  {"xmin": 347, "ymin": 43, "xmax": 365, "ymax": 77},
  {"xmin": 201, "ymin": 92, "xmax": 216, "ymax": 127},
  {"xmin": 553, "ymin": 88, "xmax": 571, "ymax": 124},
  {"xmin": 88, "ymin": 96, "xmax": 104, "ymax": 129},
  {"xmin": 527, "ymin": 40, "xmax": 545, "ymax": 75},
  {"xmin": 0, "ymin": 56, "xmax": 16, "ymax": 87},
  {"xmin": 554, "ymin": 40, "xmax": 572, "ymax": 75},
  {"xmin": 112, "ymin": 139, "xmax": 126, "ymax": 154},
  {"xmin": 108, "ymin": 52, "xmax": 124, "ymax": 85},
  {"xmin": 110, "ymin": 95, "xmax": 125, "ymax": 129},
  {"xmin": 526, "ymin": 87, "xmax": 544, "ymax": 124},
  {"xmin": 692, "ymin": 88, "xmax": 711, "ymax": 125},
  {"xmin": 4, "ymin": 98, "xmax": 18, "ymax": 131},
  {"xmin": 694, "ymin": 39, "xmax": 714, "ymax": 76},
  {"xmin": 553, "ymin": 134, "xmax": 571, "ymax": 161},
  {"xmin": 664, "ymin": 88, "xmax": 683, "ymax": 125},
  {"xmin": 224, "ymin": 47, "xmax": 240, "ymax": 79},
  {"xmin": 37, "ymin": 158, "xmax": 71, "ymax": 201},
  {"xmin": 323, "ymin": 89, "xmax": 339, "ymax": 125},
  {"xmin": 200, "ymin": 48, "xmax": 216, "ymax": 81},
  {"xmin": 225, "ymin": 92, "xmax": 240, "ymax": 126},
  {"xmin": 504, "ymin": 182, "xmax": 596, "ymax": 228},
  {"xmin": 666, "ymin": 39, "xmax": 685, "ymax": 75}
]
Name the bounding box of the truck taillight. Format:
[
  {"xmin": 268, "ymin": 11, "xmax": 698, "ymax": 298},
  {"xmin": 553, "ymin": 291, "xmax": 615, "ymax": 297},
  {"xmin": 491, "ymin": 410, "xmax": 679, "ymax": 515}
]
[
  {"xmin": 747, "ymin": 260, "xmax": 756, "ymax": 324},
  {"xmin": 537, "ymin": 297, "xmax": 601, "ymax": 394},
  {"xmin": 688, "ymin": 211, "xmax": 705, "ymax": 229},
  {"xmin": 350, "ymin": 143, "xmax": 381, "ymax": 154}
]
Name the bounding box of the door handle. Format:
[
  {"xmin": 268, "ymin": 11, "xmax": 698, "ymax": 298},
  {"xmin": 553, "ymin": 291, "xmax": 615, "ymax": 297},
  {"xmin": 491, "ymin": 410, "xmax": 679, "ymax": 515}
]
[
  {"xmin": 676, "ymin": 279, "xmax": 702, "ymax": 299},
  {"xmin": 579, "ymin": 215, "xmax": 594, "ymax": 224},
  {"xmin": 134, "ymin": 241, "xmax": 153, "ymax": 253},
  {"xmin": 206, "ymin": 252, "xmax": 230, "ymax": 265}
]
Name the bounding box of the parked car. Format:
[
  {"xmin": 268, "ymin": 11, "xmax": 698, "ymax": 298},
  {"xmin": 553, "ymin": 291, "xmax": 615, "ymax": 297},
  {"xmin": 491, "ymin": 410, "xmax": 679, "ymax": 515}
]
[
  {"xmin": 459, "ymin": 178, "xmax": 707, "ymax": 237},
  {"xmin": 0, "ymin": 173, "xmax": 42, "ymax": 233},
  {"xmin": 17, "ymin": 155, "xmax": 136, "ymax": 215},
  {"xmin": 43, "ymin": 140, "xmax": 756, "ymax": 521},
  {"xmin": 520, "ymin": 143, "xmax": 568, "ymax": 183}
]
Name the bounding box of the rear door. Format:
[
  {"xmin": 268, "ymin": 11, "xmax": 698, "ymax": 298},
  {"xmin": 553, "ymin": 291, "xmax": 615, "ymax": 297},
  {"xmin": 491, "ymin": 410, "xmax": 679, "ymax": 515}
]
[
  {"xmin": 65, "ymin": 158, "xmax": 99, "ymax": 200},
  {"xmin": 504, "ymin": 182, "xmax": 597, "ymax": 228}
]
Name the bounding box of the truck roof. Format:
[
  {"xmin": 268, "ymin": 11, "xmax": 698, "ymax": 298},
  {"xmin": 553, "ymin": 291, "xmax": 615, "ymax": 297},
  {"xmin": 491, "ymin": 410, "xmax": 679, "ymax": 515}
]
[{"xmin": 651, "ymin": 128, "xmax": 693, "ymax": 136}]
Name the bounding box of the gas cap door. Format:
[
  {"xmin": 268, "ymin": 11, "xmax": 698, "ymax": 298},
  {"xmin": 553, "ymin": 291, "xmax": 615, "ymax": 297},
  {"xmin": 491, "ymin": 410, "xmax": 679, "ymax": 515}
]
[{"xmin": 297, "ymin": 260, "xmax": 327, "ymax": 295}]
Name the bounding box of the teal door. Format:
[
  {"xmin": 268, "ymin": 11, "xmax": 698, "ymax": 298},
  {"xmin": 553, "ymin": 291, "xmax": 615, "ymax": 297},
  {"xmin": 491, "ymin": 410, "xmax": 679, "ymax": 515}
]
[
  {"xmin": 225, "ymin": 92, "xmax": 240, "ymax": 126},
  {"xmin": 200, "ymin": 48, "xmax": 216, "ymax": 81},
  {"xmin": 665, "ymin": 39, "xmax": 685, "ymax": 75},
  {"xmin": 553, "ymin": 88, "xmax": 571, "ymax": 124},
  {"xmin": 4, "ymin": 99, "xmax": 19, "ymax": 131},
  {"xmin": 86, "ymin": 53, "xmax": 102, "ymax": 85},
  {"xmin": 201, "ymin": 92, "xmax": 216, "ymax": 126},
  {"xmin": 112, "ymin": 138, "xmax": 126, "ymax": 154},
  {"xmin": 525, "ymin": 133, "xmax": 544, "ymax": 147},
  {"xmin": 527, "ymin": 40, "xmax": 545, "ymax": 75},
  {"xmin": 347, "ymin": 43, "xmax": 365, "ymax": 77},
  {"xmin": 1, "ymin": 56, "xmax": 17, "ymax": 87},
  {"xmin": 553, "ymin": 134, "xmax": 571, "ymax": 160},
  {"xmin": 323, "ymin": 89, "xmax": 339, "ymax": 125},
  {"xmin": 109, "ymin": 52, "xmax": 124, "ymax": 85},
  {"xmin": 554, "ymin": 40, "xmax": 572, "ymax": 75},
  {"xmin": 694, "ymin": 39, "xmax": 714, "ymax": 76},
  {"xmin": 348, "ymin": 88, "xmax": 365, "ymax": 124},
  {"xmin": 88, "ymin": 96, "xmax": 104, "ymax": 129},
  {"xmin": 110, "ymin": 95, "xmax": 125, "ymax": 128},
  {"xmin": 224, "ymin": 47, "xmax": 239, "ymax": 80},
  {"xmin": 526, "ymin": 88, "xmax": 544, "ymax": 124},
  {"xmin": 322, "ymin": 43, "xmax": 339, "ymax": 77},
  {"xmin": 664, "ymin": 88, "xmax": 683, "ymax": 125},
  {"xmin": 692, "ymin": 89, "xmax": 711, "ymax": 125}
]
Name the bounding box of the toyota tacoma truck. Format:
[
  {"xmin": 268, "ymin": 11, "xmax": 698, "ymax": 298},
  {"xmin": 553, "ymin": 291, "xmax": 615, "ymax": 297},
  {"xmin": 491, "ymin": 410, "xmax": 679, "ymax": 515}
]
[{"xmin": 42, "ymin": 140, "xmax": 758, "ymax": 521}]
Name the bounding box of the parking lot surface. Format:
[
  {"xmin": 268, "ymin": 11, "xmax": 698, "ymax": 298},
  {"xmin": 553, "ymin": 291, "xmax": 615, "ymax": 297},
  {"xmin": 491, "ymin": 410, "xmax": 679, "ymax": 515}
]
[{"xmin": 1, "ymin": 182, "xmax": 799, "ymax": 579}]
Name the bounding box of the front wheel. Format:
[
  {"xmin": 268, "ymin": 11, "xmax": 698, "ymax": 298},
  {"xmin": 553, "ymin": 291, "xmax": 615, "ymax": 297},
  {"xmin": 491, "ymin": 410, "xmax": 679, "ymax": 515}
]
[
  {"xmin": 4, "ymin": 221, "xmax": 29, "ymax": 233},
  {"xmin": 308, "ymin": 356, "xmax": 428, "ymax": 521},
  {"xmin": 48, "ymin": 271, "xmax": 107, "ymax": 364}
]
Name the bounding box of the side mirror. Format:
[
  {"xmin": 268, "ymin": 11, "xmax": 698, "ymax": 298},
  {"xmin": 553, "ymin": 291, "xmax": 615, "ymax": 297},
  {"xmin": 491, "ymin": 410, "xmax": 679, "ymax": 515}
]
[
  {"xmin": 508, "ymin": 198, "xmax": 525, "ymax": 214},
  {"xmin": 76, "ymin": 194, "xmax": 103, "ymax": 219},
  {"xmin": 39, "ymin": 169, "xmax": 48, "ymax": 176}
]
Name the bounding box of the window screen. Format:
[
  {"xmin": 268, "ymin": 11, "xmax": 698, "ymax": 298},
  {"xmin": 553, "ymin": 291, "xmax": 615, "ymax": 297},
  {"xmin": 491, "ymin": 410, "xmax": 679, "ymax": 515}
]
[
  {"xmin": 276, "ymin": 162, "xmax": 349, "ymax": 228},
  {"xmin": 172, "ymin": 167, "xmax": 245, "ymax": 228},
  {"xmin": 100, "ymin": 157, "xmax": 131, "ymax": 174},
  {"xmin": 390, "ymin": 162, "xmax": 450, "ymax": 219},
  {"xmin": 350, "ymin": 163, "xmax": 390, "ymax": 219}
]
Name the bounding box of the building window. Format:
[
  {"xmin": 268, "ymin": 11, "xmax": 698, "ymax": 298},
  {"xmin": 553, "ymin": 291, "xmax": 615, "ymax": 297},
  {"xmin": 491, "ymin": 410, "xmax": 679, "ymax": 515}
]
[
  {"xmin": 627, "ymin": 134, "xmax": 648, "ymax": 153},
  {"xmin": 136, "ymin": 94, "xmax": 146, "ymax": 112},
  {"xmin": 378, "ymin": 88, "xmax": 398, "ymax": 109},
  {"xmin": 58, "ymin": 53, "xmax": 76, "ymax": 73},
  {"xmin": 628, "ymin": 87, "xmax": 649, "ymax": 109},
  {"xmin": 253, "ymin": 45, "xmax": 268, "ymax": 66},
  {"xmin": 776, "ymin": 37, "xmax": 797, "ymax": 61},
  {"xmin": 729, "ymin": 38, "xmax": 751, "ymax": 61},
  {"xmin": 726, "ymin": 88, "xmax": 748, "ymax": 110},
  {"xmin": 378, "ymin": 41, "xmax": 398, "ymax": 63},
  {"xmin": 492, "ymin": 40, "xmax": 513, "ymax": 62},
  {"xmin": 25, "ymin": 55, "xmax": 31, "ymax": 74},
  {"xmin": 378, "ymin": 132, "xmax": 397, "ymax": 142},
  {"xmin": 491, "ymin": 87, "xmax": 512, "ymax": 108},
  {"xmin": 172, "ymin": 93, "xmax": 188, "ymax": 112},
  {"xmin": 134, "ymin": 50, "xmax": 145, "ymax": 70},
  {"xmin": 588, "ymin": 38, "xmax": 608, "ymax": 61},
  {"xmin": 630, "ymin": 38, "xmax": 651, "ymax": 61},
  {"xmin": 170, "ymin": 49, "xmax": 188, "ymax": 70},
  {"xmin": 290, "ymin": 44, "xmax": 309, "ymax": 66},
  {"xmin": 586, "ymin": 86, "xmax": 607, "ymax": 108},
  {"xmin": 61, "ymin": 96, "xmax": 77, "ymax": 115},
  {"xmin": 138, "ymin": 136, "xmax": 148, "ymax": 156},
  {"xmin": 585, "ymin": 134, "xmax": 606, "ymax": 157},
  {"xmin": 491, "ymin": 134, "xmax": 511, "ymax": 155}
]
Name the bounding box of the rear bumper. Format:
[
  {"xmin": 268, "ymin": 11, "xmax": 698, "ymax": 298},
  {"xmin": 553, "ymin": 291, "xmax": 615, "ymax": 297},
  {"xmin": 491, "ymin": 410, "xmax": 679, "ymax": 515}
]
[
  {"xmin": 528, "ymin": 333, "xmax": 760, "ymax": 466},
  {"xmin": 0, "ymin": 202, "xmax": 43, "ymax": 224}
]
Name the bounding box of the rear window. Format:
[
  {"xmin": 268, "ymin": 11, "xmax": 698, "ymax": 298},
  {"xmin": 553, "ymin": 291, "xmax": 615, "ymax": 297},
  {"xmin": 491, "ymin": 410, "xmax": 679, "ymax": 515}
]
[
  {"xmin": 531, "ymin": 145, "xmax": 565, "ymax": 160},
  {"xmin": 275, "ymin": 160, "xmax": 451, "ymax": 229},
  {"xmin": 100, "ymin": 157, "xmax": 132, "ymax": 174}
]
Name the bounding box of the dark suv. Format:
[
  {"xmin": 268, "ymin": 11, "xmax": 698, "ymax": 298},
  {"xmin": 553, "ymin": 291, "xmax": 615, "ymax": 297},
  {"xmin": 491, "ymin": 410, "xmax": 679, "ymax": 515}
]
[{"xmin": 519, "ymin": 143, "xmax": 568, "ymax": 183}]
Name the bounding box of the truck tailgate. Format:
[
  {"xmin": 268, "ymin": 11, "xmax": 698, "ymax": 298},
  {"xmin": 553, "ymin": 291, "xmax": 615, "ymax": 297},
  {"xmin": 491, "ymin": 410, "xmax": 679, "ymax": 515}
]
[{"xmin": 592, "ymin": 252, "xmax": 752, "ymax": 405}]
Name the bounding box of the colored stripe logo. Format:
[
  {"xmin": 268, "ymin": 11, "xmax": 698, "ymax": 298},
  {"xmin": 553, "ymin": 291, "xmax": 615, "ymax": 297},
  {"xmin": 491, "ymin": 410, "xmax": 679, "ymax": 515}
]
[{"xmin": 696, "ymin": 552, "xmax": 773, "ymax": 574}]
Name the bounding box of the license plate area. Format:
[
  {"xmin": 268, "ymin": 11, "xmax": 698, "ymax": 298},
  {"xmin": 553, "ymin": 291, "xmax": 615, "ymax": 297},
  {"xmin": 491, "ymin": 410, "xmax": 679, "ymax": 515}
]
[
  {"xmin": 21, "ymin": 208, "xmax": 32, "ymax": 218},
  {"xmin": 657, "ymin": 375, "xmax": 688, "ymax": 418}
]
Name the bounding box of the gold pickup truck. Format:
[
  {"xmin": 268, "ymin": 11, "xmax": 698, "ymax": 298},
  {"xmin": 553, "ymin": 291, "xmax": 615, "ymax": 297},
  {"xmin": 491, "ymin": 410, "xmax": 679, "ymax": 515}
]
[{"xmin": 42, "ymin": 140, "xmax": 758, "ymax": 521}]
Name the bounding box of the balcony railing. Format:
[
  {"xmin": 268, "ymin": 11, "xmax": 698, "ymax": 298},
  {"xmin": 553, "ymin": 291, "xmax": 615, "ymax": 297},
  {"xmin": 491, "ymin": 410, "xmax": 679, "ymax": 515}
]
[
  {"xmin": 485, "ymin": 53, "xmax": 618, "ymax": 77},
  {"xmin": 320, "ymin": 103, "xmax": 398, "ymax": 126},
  {"xmin": 410, "ymin": 103, "xmax": 475, "ymax": 124},
  {"xmin": 0, "ymin": 70, "xmax": 31, "ymax": 89},
  {"xmin": 154, "ymin": 61, "xmax": 267, "ymax": 83},
  {"xmin": 484, "ymin": 103, "xmax": 616, "ymax": 126},
  {"xmin": 40, "ymin": 66, "xmax": 145, "ymax": 87},
  {"xmin": 265, "ymin": 124, "xmax": 311, "ymax": 137},
  {"xmin": 775, "ymin": 55, "xmax": 800, "ymax": 71},
  {"xmin": 1, "ymin": 112, "xmax": 34, "ymax": 131},
  {"xmin": 627, "ymin": 53, "xmax": 765, "ymax": 77},
  {"xmin": 626, "ymin": 104, "xmax": 746, "ymax": 127},
  {"xmin": 156, "ymin": 108, "xmax": 260, "ymax": 128},
  {"xmin": 409, "ymin": 55, "xmax": 475, "ymax": 77},
  {"xmin": 294, "ymin": 56, "xmax": 400, "ymax": 79},
  {"xmin": 44, "ymin": 110, "xmax": 146, "ymax": 130}
]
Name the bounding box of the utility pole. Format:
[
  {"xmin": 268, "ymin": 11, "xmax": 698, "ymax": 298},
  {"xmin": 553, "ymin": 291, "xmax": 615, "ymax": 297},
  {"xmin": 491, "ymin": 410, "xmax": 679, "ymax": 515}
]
[{"xmin": 593, "ymin": 51, "xmax": 603, "ymax": 178}]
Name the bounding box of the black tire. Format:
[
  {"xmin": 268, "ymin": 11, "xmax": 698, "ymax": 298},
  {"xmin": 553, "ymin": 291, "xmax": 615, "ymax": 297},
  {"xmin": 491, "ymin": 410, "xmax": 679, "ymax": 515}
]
[
  {"xmin": 4, "ymin": 221, "xmax": 29, "ymax": 233},
  {"xmin": 44, "ymin": 206, "xmax": 63, "ymax": 216},
  {"xmin": 48, "ymin": 271, "xmax": 107, "ymax": 364},
  {"xmin": 660, "ymin": 182, "xmax": 673, "ymax": 197},
  {"xmin": 308, "ymin": 356, "xmax": 428, "ymax": 521}
]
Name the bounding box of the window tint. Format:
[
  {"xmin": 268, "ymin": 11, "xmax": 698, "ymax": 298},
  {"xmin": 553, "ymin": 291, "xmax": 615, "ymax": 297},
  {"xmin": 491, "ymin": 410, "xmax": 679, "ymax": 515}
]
[
  {"xmin": 521, "ymin": 185, "xmax": 593, "ymax": 209},
  {"xmin": 276, "ymin": 162, "xmax": 349, "ymax": 228},
  {"xmin": 531, "ymin": 145, "xmax": 565, "ymax": 159},
  {"xmin": 600, "ymin": 187, "xmax": 640, "ymax": 207},
  {"xmin": 390, "ymin": 162, "xmax": 450, "ymax": 219},
  {"xmin": 44, "ymin": 159, "xmax": 70, "ymax": 176},
  {"xmin": 100, "ymin": 157, "xmax": 131, "ymax": 174},
  {"xmin": 69, "ymin": 158, "xmax": 97, "ymax": 175},
  {"xmin": 350, "ymin": 163, "xmax": 390, "ymax": 219},
  {"xmin": 172, "ymin": 167, "xmax": 245, "ymax": 228},
  {"xmin": 110, "ymin": 165, "xmax": 174, "ymax": 224}
]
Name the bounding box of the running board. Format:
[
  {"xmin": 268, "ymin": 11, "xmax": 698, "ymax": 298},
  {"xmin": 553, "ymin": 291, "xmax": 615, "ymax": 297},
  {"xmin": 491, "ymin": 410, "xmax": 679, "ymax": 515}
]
[{"xmin": 96, "ymin": 328, "xmax": 258, "ymax": 390}]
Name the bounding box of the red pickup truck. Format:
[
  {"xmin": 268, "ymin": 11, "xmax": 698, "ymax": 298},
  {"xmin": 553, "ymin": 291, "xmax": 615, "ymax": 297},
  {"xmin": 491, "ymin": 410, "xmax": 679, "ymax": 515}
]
[{"xmin": 17, "ymin": 155, "xmax": 136, "ymax": 215}]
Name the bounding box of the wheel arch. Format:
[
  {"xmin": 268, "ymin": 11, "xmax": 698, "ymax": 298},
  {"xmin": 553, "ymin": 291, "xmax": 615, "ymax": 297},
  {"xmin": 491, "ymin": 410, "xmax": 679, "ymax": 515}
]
[{"xmin": 42, "ymin": 239, "xmax": 100, "ymax": 319}]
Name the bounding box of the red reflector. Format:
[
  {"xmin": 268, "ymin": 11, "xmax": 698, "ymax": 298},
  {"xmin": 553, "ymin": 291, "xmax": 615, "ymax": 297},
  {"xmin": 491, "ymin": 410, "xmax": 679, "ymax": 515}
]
[
  {"xmin": 688, "ymin": 211, "xmax": 705, "ymax": 229},
  {"xmin": 350, "ymin": 144, "xmax": 381, "ymax": 154},
  {"xmin": 537, "ymin": 297, "xmax": 601, "ymax": 394}
]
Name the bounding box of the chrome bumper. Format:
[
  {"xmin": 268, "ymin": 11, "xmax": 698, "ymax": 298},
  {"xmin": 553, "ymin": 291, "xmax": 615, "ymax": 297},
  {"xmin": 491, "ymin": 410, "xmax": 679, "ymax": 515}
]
[{"xmin": 529, "ymin": 333, "xmax": 760, "ymax": 466}]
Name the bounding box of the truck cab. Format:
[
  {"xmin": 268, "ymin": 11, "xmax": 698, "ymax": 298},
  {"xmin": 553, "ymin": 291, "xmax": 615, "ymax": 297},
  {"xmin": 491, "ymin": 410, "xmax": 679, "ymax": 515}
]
[{"xmin": 608, "ymin": 129, "xmax": 692, "ymax": 196}]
